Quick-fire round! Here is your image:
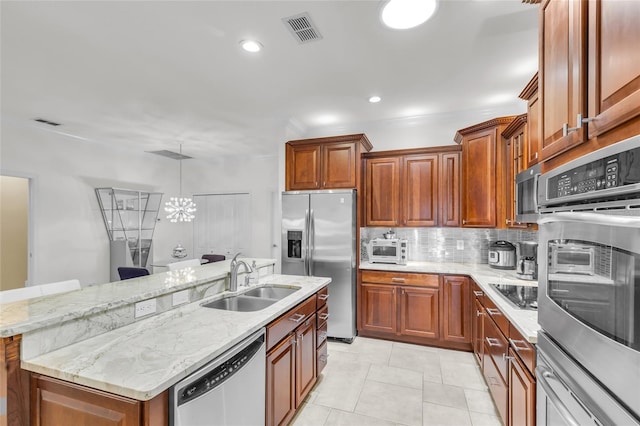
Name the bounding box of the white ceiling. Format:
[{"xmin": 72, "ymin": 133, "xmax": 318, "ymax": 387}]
[{"xmin": 1, "ymin": 0, "xmax": 539, "ymax": 159}]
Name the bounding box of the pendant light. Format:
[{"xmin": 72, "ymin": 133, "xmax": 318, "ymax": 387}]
[{"xmin": 164, "ymin": 143, "xmax": 196, "ymax": 223}]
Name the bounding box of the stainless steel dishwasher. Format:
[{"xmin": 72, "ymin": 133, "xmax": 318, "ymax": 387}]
[{"xmin": 170, "ymin": 328, "xmax": 266, "ymax": 426}]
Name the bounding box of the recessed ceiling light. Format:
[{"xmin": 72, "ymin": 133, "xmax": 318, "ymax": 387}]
[
  {"xmin": 240, "ymin": 40, "xmax": 263, "ymax": 53},
  {"xmin": 369, "ymin": 96, "xmax": 382, "ymax": 103},
  {"xmin": 381, "ymin": 0, "xmax": 437, "ymax": 30}
]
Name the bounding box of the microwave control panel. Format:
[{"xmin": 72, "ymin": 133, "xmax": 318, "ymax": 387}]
[{"xmin": 547, "ymin": 146, "xmax": 640, "ymax": 201}]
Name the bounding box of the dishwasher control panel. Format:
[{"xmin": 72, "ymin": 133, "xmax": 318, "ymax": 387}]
[{"xmin": 177, "ymin": 334, "xmax": 265, "ymax": 406}]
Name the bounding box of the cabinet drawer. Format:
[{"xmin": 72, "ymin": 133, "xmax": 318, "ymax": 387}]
[
  {"xmin": 361, "ymin": 271, "xmax": 439, "ymax": 287},
  {"xmin": 317, "ymin": 304, "xmax": 329, "ymax": 328},
  {"xmin": 316, "ymin": 286, "xmax": 329, "ymax": 309},
  {"xmin": 508, "ymin": 323, "xmax": 536, "ymax": 375},
  {"xmin": 484, "ymin": 313, "xmax": 509, "ymax": 380},
  {"xmin": 483, "ymin": 295, "xmax": 509, "ymax": 337},
  {"xmin": 317, "ymin": 319, "xmax": 328, "ymax": 348},
  {"xmin": 483, "ymin": 343, "xmax": 508, "ymax": 425},
  {"xmin": 267, "ymin": 296, "xmax": 316, "ymax": 350},
  {"xmin": 317, "ymin": 341, "xmax": 328, "ymax": 375}
]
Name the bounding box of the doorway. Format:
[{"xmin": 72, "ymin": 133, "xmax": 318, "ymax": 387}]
[{"xmin": 0, "ymin": 175, "xmax": 30, "ymax": 290}]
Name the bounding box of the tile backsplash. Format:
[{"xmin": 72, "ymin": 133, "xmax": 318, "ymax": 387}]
[{"xmin": 361, "ymin": 227, "xmax": 538, "ymax": 264}]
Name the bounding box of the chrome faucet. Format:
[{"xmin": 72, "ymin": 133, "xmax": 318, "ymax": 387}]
[{"xmin": 229, "ymin": 253, "xmax": 253, "ymax": 292}]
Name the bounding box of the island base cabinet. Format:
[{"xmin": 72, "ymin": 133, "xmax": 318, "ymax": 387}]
[
  {"xmin": 266, "ymin": 336, "xmax": 297, "ymax": 426},
  {"xmin": 30, "ymin": 374, "xmax": 168, "ymax": 426},
  {"xmin": 508, "ymin": 348, "xmax": 536, "ymax": 426}
]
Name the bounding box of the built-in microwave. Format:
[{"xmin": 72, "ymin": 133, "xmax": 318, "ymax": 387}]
[
  {"xmin": 368, "ymin": 238, "xmax": 407, "ymax": 264},
  {"xmin": 515, "ymin": 163, "xmax": 541, "ymax": 223},
  {"xmin": 548, "ymin": 242, "xmax": 595, "ymax": 275}
]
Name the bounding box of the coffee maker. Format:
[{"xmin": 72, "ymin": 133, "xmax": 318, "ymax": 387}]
[{"xmin": 516, "ymin": 241, "xmax": 538, "ymax": 280}]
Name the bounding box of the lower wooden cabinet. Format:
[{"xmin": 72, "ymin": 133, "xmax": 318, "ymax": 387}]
[
  {"xmin": 266, "ymin": 291, "xmax": 326, "ymax": 426},
  {"xmin": 30, "ymin": 374, "xmax": 167, "ymax": 426},
  {"xmin": 359, "ymin": 271, "xmax": 471, "ymax": 350},
  {"xmin": 471, "ymin": 280, "xmax": 536, "ymax": 426}
]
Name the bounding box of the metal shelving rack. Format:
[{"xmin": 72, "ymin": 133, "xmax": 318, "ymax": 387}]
[{"xmin": 95, "ymin": 188, "xmax": 163, "ymax": 281}]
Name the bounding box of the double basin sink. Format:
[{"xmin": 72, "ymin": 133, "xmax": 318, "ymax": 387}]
[{"xmin": 202, "ymin": 285, "xmax": 300, "ymax": 312}]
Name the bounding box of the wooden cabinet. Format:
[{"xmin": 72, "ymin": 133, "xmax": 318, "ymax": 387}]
[
  {"xmin": 266, "ymin": 291, "xmax": 325, "ymax": 426},
  {"xmin": 363, "ymin": 147, "xmax": 461, "ymax": 227},
  {"xmin": 503, "ymin": 115, "xmax": 531, "ymax": 229},
  {"xmin": 316, "ymin": 287, "xmax": 329, "ymax": 375},
  {"xmin": 359, "ymin": 271, "xmax": 471, "ymax": 351},
  {"xmin": 539, "ymin": 0, "xmax": 640, "ymax": 168},
  {"xmin": 285, "ymin": 134, "xmax": 372, "ymax": 191},
  {"xmin": 364, "ymin": 157, "xmax": 401, "ymax": 226},
  {"xmin": 30, "ymin": 375, "xmax": 167, "ymax": 426},
  {"xmin": 456, "ymin": 117, "xmax": 515, "ymax": 228},
  {"xmin": 519, "ymin": 73, "xmax": 541, "ymax": 168},
  {"xmin": 471, "ymin": 280, "xmax": 537, "ymax": 426},
  {"xmin": 441, "ymin": 275, "xmax": 471, "ymax": 345}
]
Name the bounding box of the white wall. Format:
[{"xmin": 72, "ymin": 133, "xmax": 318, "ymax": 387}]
[{"xmin": 1, "ymin": 122, "xmax": 278, "ymax": 286}]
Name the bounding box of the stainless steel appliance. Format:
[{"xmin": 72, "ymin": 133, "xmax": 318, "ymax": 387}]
[
  {"xmin": 488, "ymin": 240, "xmax": 516, "ymax": 270},
  {"xmin": 537, "ymin": 134, "xmax": 640, "ymax": 424},
  {"xmin": 516, "ymin": 241, "xmax": 538, "ymax": 280},
  {"xmin": 368, "ymin": 238, "xmax": 408, "ymax": 264},
  {"xmin": 548, "ymin": 242, "xmax": 594, "ymax": 275},
  {"xmin": 170, "ymin": 329, "xmax": 266, "ymax": 426},
  {"xmin": 282, "ymin": 190, "xmax": 356, "ymax": 342},
  {"xmin": 515, "ymin": 163, "xmax": 541, "ymax": 223}
]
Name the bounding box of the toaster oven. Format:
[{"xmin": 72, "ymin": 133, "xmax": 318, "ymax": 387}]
[{"xmin": 368, "ymin": 238, "xmax": 407, "ymax": 264}]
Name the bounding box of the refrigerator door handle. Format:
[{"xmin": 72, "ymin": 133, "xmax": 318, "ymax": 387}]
[
  {"xmin": 304, "ymin": 209, "xmax": 310, "ymax": 276},
  {"xmin": 309, "ymin": 209, "xmax": 315, "ymax": 276}
]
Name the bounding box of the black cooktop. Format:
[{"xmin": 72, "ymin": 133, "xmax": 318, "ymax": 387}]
[{"xmin": 489, "ymin": 284, "xmax": 538, "ymax": 310}]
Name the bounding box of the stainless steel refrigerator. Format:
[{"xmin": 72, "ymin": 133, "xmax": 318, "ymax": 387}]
[{"xmin": 281, "ymin": 189, "xmax": 356, "ymax": 342}]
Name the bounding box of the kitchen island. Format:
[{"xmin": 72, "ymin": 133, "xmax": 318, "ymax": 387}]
[{"xmin": 0, "ymin": 259, "xmax": 330, "ymax": 425}]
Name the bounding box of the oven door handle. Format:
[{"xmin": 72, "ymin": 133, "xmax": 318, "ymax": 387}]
[
  {"xmin": 538, "ymin": 211, "xmax": 640, "ymax": 228},
  {"xmin": 536, "ymin": 366, "xmax": 582, "ymax": 426}
]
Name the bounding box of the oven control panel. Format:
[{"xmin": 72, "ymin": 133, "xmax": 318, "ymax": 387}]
[{"xmin": 545, "ymin": 143, "xmax": 640, "ymax": 202}]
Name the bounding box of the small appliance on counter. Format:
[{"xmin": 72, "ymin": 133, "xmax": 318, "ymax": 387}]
[
  {"xmin": 488, "ymin": 240, "xmax": 516, "ymax": 270},
  {"xmin": 368, "ymin": 237, "xmax": 407, "ymax": 265},
  {"xmin": 516, "ymin": 241, "xmax": 538, "ymax": 280}
]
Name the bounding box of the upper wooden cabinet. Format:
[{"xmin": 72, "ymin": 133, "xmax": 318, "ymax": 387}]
[
  {"xmin": 285, "ymin": 134, "xmax": 372, "ymax": 191},
  {"xmin": 455, "ymin": 117, "xmax": 515, "ymax": 228},
  {"xmin": 502, "ymin": 115, "xmax": 531, "ymax": 229},
  {"xmin": 539, "ymin": 0, "xmax": 640, "ymax": 167},
  {"xmin": 519, "ymin": 73, "xmax": 540, "ymax": 169},
  {"xmin": 363, "ymin": 146, "xmax": 461, "ymax": 227}
]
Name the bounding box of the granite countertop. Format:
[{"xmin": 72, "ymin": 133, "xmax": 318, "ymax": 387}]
[
  {"xmin": 360, "ymin": 261, "xmax": 540, "ymax": 343},
  {"xmin": 21, "ymin": 273, "xmax": 330, "ymax": 401}
]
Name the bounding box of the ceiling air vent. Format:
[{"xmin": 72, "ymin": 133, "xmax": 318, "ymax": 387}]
[
  {"xmin": 34, "ymin": 118, "xmax": 61, "ymax": 126},
  {"xmin": 283, "ymin": 12, "xmax": 323, "ymax": 44},
  {"xmin": 147, "ymin": 150, "xmax": 192, "ymax": 160}
]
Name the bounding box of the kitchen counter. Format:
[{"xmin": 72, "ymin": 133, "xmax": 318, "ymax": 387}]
[
  {"xmin": 360, "ymin": 261, "xmax": 539, "ymax": 343},
  {"xmin": 21, "ymin": 273, "xmax": 330, "ymax": 401}
]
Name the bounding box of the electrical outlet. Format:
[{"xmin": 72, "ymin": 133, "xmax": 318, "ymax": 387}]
[
  {"xmin": 135, "ymin": 298, "xmax": 156, "ymax": 318},
  {"xmin": 172, "ymin": 290, "xmax": 189, "ymax": 307},
  {"xmin": 457, "ymin": 240, "xmax": 464, "ymax": 250}
]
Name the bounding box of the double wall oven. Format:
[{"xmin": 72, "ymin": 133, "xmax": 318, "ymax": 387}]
[{"xmin": 537, "ymin": 134, "xmax": 640, "ymax": 425}]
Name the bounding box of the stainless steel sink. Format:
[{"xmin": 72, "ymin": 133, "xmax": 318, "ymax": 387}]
[
  {"xmin": 202, "ymin": 295, "xmax": 276, "ymax": 312},
  {"xmin": 243, "ymin": 285, "xmax": 299, "ymax": 300}
]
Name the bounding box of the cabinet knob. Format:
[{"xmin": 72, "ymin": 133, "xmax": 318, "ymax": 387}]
[
  {"xmin": 462, "ymin": 219, "xmax": 467, "ymax": 225},
  {"xmin": 506, "ymin": 219, "xmax": 511, "ymax": 225},
  {"xmin": 503, "ymin": 353, "xmax": 515, "ymax": 362},
  {"xmin": 534, "ymin": 152, "xmax": 539, "ymax": 159}
]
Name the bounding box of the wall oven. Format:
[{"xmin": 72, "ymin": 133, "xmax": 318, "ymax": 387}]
[{"xmin": 537, "ymin": 134, "xmax": 640, "ymax": 425}]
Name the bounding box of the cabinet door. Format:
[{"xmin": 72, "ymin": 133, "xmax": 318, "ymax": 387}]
[
  {"xmin": 295, "ymin": 316, "xmax": 317, "ymax": 406},
  {"xmin": 402, "ymin": 154, "xmax": 438, "ymax": 226},
  {"xmin": 509, "ymin": 348, "xmax": 536, "ymax": 426},
  {"xmin": 31, "ymin": 375, "xmax": 141, "ymax": 426},
  {"xmin": 483, "ymin": 343, "xmax": 508, "ymax": 425},
  {"xmin": 439, "ymin": 152, "xmax": 460, "ymax": 227},
  {"xmin": 398, "ymin": 286, "xmax": 439, "ymax": 340},
  {"xmin": 506, "ymin": 131, "xmax": 529, "ymax": 229},
  {"xmin": 360, "ymin": 283, "xmax": 397, "ymax": 334},
  {"xmin": 441, "ymin": 276, "xmax": 471, "ymax": 345},
  {"xmin": 461, "ymin": 129, "xmax": 497, "ymax": 227},
  {"xmin": 473, "ymin": 298, "xmax": 485, "ymax": 365},
  {"xmin": 540, "ymin": 0, "xmax": 587, "ymax": 161},
  {"xmin": 365, "ymin": 157, "xmax": 400, "ymax": 226},
  {"xmin": 587, "ymin": 0, "xmax": 640, "ymax": 138},
  {"xmin": 266, "ymin": 336, "xmax": 296, "ymax": 426},
  {"xmin": 526, "ymin": 89, "xmax": 541, "ymax": 167},
  {"xmin": 286, "ymin": 144, "xmax": 321, "ymax": 190},
  {"xmin": 322, "ymin": 142, "xmax": 356, "ymax": 188}
]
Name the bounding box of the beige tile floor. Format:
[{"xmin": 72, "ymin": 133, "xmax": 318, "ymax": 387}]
[{"xmin": 292, "ymin": 337, "xmax": 503, "ymax": 426}]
